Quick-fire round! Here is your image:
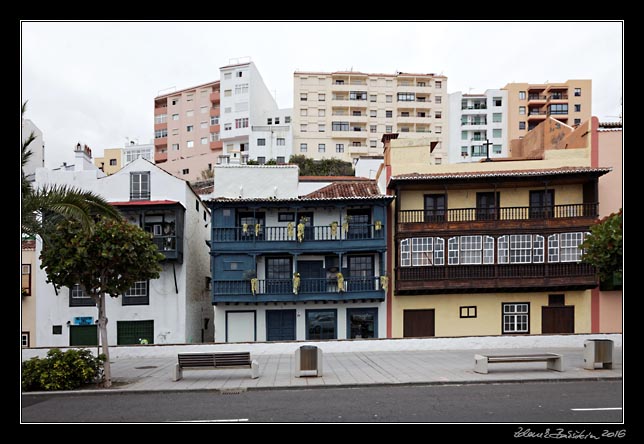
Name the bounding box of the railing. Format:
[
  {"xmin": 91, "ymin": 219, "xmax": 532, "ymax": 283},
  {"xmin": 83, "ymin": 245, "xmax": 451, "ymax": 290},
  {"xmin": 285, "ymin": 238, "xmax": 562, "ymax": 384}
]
[
  {"xmin": 549, "ymin": 94, "xmax": 568, "ymax": 100},
  {"xmin": 213, "ymin": 224, "xmax": 384, "ymax": 242},
  {"xmin": 152, "ymin": 235, "xmax": 177, "ymax": 252},
  {"xmin": 130, "ymin": 192, "xmax": 151, "ymax": 200},
  {"xmin": 461, "ymin": 104, "xmax": 487, "ymax": 110},
  {"xmin": 398, "ymin": 203, "xmax": 598, "ymax": 224},
  {"xmin": 214, "ymin": 277, "xmax": 382, "ymax": 295},
  {"xmin": 528, "ymin": 110, "xmax": 547, "ymax": 116},
  {"xmin": 528, "ymin": 94, "xmax": 547, "ymax": 100},
  {"xmin": 397, "ymin": 263, "xmax": 595, "ymax": 281},
  {"xmin": 461, "ymin": 120, "xmax": 488, "ymax": 126}
]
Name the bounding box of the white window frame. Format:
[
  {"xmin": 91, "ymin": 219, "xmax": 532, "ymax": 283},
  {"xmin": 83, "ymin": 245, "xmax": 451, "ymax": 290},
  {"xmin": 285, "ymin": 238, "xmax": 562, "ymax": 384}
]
[
  {"xmin": 503, "ymin": 303, "xmax": 529, "ymax": 334},
  {"xmin": 448, "ymin": 237, "xmax": 459, "ymax": 265},
  {"xmin": 498, "ymin": 235, "xmax": 509, "ymax": 264},
  {"xmin": 560, "ymin": 232, "xmax": 584, "ymax": 262},
  {"xmin": 412, "ymin": 237, "xmax": 433, "ymax": 266},
  {"xmin": 483, "ymin": 236, "xmax": 495, "ymax": 264},
  {"xmin": 548, "ymin": 234, "xmax": 560, "ymax": 263},
  {"xmin": 509, "ymin": 234, "xmax": 532, "ymax": 264},
  {"xmin": 400, "ymin": 239, "xmax": 411, "ymax": 267},
  {"xmin": 533, "ymin": 235, "xmax": 545, "ymax": 264},
  {"xmin": 460, "ymin": 235, "xmax": 482, "ymax": 265}
]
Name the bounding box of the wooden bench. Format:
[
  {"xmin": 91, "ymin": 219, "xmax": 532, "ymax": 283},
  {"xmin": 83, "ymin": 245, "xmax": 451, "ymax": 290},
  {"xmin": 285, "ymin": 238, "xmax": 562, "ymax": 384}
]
[
  {"xmin": 474, "ymin": 353, "xmax": 563, "ymax": 374},
  {"xmin": 173, "ymin": 352, "xmax": 259, "ymax": 381}
]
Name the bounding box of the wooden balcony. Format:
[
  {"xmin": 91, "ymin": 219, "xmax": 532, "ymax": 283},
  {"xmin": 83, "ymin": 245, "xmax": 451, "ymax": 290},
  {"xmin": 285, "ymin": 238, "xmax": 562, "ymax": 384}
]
[
  {"xmin": 395, "ymin": 263, "xmax": 597, "ymax": 294},
  {"xmin": 398, "ymin": 203, "xmax": 598, "ymax": 234}
]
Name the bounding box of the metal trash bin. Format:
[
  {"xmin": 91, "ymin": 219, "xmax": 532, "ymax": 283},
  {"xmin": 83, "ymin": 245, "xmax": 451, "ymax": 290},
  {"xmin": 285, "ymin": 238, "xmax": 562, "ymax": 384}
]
[
  {"xmin": 294, "ymin": 345, "xmax": 323, "ymax": 377},
  {"xmin": 583, "ymin": 339, "xmax": 614, "ymax": 370}
]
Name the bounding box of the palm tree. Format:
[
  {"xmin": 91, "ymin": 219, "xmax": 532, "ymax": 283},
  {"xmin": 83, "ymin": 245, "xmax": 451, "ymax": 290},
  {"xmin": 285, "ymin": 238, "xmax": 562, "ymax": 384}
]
[{"xmin": 21, "ymin": 101, "xmax": 122, "ymax": 241}]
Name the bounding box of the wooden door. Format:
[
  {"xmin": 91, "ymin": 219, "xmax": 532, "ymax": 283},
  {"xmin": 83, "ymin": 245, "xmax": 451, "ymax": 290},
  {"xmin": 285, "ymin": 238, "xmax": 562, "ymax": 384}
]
[
  {"xmin": 542, "ymin": 306, "xmax": 574, "ymax": 334},
  {"xmin": 403, "ymin": 309, "xmax": 435, "ymax": 337}
]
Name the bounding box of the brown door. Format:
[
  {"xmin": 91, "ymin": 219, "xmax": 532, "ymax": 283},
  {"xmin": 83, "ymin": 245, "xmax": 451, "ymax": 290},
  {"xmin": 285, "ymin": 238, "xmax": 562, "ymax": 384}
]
[
  {"xmin": 542, "ymin": 306, "xmax": 575, "ymax": 334},
  {"xmin": 403, "ymin": 309, "xmax": 435, "ymax": 337}
]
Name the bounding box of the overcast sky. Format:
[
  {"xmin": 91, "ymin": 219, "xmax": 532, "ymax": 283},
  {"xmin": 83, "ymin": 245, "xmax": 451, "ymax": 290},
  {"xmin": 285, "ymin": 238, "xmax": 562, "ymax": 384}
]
[{"xmin": 21, "ymin": 21, "xmax": 622, "ymax": 168}]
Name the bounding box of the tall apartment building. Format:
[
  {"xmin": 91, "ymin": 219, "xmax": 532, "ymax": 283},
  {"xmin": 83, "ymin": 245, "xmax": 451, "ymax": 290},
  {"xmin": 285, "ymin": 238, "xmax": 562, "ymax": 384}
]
[
  {"xmin": 448, "ymin": 90, "xmax": 508, "ymax": 163},
  {"xmin": 293, "ymin": 71, "xmax": 448, "ymax": 163},
  {"xmin": 154, "ymin": 81, "xmax": 222, "ymax": 182},
  {"xmin": 219, "ymin": 59, "xmax": 292, "ymax": 165},
  {"xmin": 95, "ymin": 142, "xmax": 154, "ymax": 175},
  {"xmin": 503, "ymin": 80, "xmax": 592, "ymax": 142}
]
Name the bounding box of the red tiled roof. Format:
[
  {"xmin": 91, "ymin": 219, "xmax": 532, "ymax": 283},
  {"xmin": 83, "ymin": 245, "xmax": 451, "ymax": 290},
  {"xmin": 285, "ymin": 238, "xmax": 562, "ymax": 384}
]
[
  {"xmin": 110, "ymin": 200, "xmax": 180, "ymax": 206},
  {"xmin": 304, "ymin": 181, "xmax": 382, "ymax": 199},
  {"xmin": 299, "ymin": 176, "xmax": 371, "ymax": 182},
  {"xmin": 22, "ymin": 240, "xmax": 35, "ymax": 251},
  {"xmin": 390, "ymin": 166, "xmax": 612, "ymax": 183}
]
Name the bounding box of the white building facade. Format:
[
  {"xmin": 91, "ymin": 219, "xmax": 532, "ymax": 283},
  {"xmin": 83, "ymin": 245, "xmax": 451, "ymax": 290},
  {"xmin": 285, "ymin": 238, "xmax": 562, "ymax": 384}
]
[
  {"xmin": 448, "ymin": 90, "xmax": 508, "ymax": 163},
  {"xmin": 22, "ymin": 118, "xmax": 45, "ymax": 181},
  {"xmin": 33, "ymin": 152, "xmax": 213, "ymax": 347}
]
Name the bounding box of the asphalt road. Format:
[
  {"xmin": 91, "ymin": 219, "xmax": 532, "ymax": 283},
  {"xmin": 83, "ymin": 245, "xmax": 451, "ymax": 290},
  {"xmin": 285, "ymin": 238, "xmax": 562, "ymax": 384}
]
[{"xmin": 21, "ymin": 380, "xmax": 623, "ymax": 423}]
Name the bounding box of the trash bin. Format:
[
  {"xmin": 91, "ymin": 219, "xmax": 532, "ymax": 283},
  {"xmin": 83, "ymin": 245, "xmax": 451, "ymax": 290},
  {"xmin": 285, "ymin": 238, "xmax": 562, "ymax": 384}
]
[
  {"xmin": 583, "ymin": 339, "xmax": 614, "ymax": 370},
  {"xmin": 294, "ymin": 345, "xmax": 323, "ymax": 377}
]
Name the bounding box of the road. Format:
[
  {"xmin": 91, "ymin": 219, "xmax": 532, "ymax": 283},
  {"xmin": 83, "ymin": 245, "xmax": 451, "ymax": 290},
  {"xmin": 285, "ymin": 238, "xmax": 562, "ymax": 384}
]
[{"xmin": 22, "ymin": 380, "xmax": 622, "ymax": 423}]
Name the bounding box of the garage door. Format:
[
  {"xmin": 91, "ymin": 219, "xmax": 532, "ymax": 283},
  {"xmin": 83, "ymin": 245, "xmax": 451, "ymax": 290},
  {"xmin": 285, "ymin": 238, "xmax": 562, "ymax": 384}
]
[
  {"xmin": 266, "ymin": 310, "xmax": 296, "ymax": 341},
  {"xmin": 403, "ymin": 309, "xmax": 435, "ymax": 338},
  {"xmin": 70, "ymin": 325, "xmax": 98, "ymax": 346},
  {"xmin": 542, "ymin": 306, "xmax": 575, "ymax": 334},
  {"xmin": 117, "ymin": 320, "xmax": 154, "ymax": 345},
  {"xmin": 226, "ymin": 311, "xmax": 256, "ymax": 342}
]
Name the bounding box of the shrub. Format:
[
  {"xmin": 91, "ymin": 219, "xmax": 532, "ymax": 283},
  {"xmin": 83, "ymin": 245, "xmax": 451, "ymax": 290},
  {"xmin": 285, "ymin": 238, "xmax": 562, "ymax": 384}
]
[{"xmin": 22, "ymin": 348, "xmax": 105, "ymax": 391}]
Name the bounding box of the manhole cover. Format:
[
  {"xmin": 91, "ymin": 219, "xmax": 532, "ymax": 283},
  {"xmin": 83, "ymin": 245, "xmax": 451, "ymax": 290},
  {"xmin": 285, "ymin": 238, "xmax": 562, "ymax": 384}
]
[{"xmin": 134, "ymin": 366, "xmax": 158, "ymax": 369}]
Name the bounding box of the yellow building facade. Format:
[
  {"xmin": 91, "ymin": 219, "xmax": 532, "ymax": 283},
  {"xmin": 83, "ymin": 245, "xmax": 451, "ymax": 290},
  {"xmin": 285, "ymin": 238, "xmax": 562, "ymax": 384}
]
[{"xmin": 93, "ymin": 148, "xmax": 123, "ymax": 175}]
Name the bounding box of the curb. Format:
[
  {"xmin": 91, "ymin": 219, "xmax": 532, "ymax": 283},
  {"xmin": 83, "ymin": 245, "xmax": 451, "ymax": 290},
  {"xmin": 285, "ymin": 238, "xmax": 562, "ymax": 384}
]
[{"xmin": 21, "ymin": 375, "xmax": 622, "ymax": 398}]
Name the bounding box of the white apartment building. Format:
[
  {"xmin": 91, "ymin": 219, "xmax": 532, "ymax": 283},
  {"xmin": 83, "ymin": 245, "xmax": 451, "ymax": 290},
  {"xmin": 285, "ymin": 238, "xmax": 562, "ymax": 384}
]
[
  {"xmin": 448, "ymin": 90, "xmax": 508, "ymax": 163},
  {"xmin": 22, "ymin": 118, "xmax": 45, "ymax": 181},
  {"xmin": 123, "ymin": 140, "xmax": 154, "ymax": 165},
  {"xmin": 33, "ymin": 145, "xmax": 213, "ymax": 347},
  {"xmin": 293, "ymin": 71, "xmax": 448, "ymax": 164},
  {"xmin": 219, "ymin": 59, "xmax": 292, "ymax": 165}
]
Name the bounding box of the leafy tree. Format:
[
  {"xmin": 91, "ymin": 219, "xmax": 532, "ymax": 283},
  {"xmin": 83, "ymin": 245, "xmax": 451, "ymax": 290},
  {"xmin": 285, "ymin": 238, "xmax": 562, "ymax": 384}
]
[
  {"xmin": 581, "ymin": 209, "xmax": 623, "ymax": 287},
  {"xmin": 200, "ymin": 168, "xmax": 214, "ymax": 180},
  {"xmin": 288, "ymin": 155, "xmax": 354, "ymax": 176},
  {"xmin": 40, "ymin": 217, "xmax": 164, "ymax": 387},
  {"xmin": 21, "ymin": 101, "xmax": 121, "ymax": 241}
]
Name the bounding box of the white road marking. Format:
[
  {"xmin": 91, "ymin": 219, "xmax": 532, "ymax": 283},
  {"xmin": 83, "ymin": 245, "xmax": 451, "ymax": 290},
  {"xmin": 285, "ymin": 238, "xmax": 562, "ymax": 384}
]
[
  {"xmin": 173, "ymin": 418, "xmax": 249, "ymax": 423},
  {"xmin": 571, "ymin": 407, "xmax": 622, "ymax": 411}
]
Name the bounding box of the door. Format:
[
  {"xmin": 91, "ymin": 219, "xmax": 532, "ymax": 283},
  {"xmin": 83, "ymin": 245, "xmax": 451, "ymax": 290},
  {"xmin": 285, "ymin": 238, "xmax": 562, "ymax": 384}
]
[
  {"xmin": 348, "ymin": 256, "xmax": 374, "ymax": 292},
  {"xmin": 403, "ymin": 309, "xmax": 435, "ymax": 337},
  {"xmin": 266, "ymin": 310, "xmax": 296, "ymax": 341},
  {"xmin": 69, "ymin": 325, "xmax": 98, "ymax": 346},
  {"xmin": 424, "ymin": 194, "xmax": 446, "ymax": 222},
  {"xmin": 116, "ymin": 320, "xmax": 154, "ymax": 345},
  {"xmin": 347, "ymin": 308, "xmax": 378, "ymax": 339},
  {"xmin": 298, "ymin": 212, "xmax": 314, "ymax": 240},
  {"xmin": 529, "ymin": 190, "xmax": 554, "ymax": 219},
  {"xmin": 476, "ymin": 192, "xmax": 499, "ymax": 221},
  {"xmin": 298, "ymin": 260, "xmax": 324, "ymax": 293},
  {"xmin": 347, "ymin": 209, "xmax": 371, "ymax": 239},
  {"xmin": 238, "ymin": 212, "xmax": 265, "ymax": 240},
  {"xmin": 266, "ymin": 257, "xmax": 292, "ymax": 294},
  {"xmin": 226, "ymin": 311, "xmax": 256, "ymax": 342},
  {"xmin": 541, "ymin": 306, "xmax": 575, "ymax": 334}
]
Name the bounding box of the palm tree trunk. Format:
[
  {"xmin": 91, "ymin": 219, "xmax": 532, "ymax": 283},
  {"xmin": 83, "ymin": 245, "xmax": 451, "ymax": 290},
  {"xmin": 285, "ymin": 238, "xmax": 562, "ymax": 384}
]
[{"xmin": 96, "ymin": 293, "xmax": 112, "ymax": 388}]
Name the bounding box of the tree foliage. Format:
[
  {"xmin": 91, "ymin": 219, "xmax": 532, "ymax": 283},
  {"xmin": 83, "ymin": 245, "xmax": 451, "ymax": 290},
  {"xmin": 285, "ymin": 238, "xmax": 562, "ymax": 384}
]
[
  {"xmin": 581, "ymin": 209, "xmax": 623, "ymax": 285},
  {"xmin": 288, "ymin": 155, "xmax": 354, "ymax": 176}
]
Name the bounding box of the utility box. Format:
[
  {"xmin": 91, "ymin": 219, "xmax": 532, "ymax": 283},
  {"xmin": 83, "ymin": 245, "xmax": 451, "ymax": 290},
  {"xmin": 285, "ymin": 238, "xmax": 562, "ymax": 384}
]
[
  {"xmin": 295, "ymin": 345, "xmax": 323, "ymax": 377},
  {"xmin": 583, "ymin": 339, "xmax": 614, "ymax": 370}
]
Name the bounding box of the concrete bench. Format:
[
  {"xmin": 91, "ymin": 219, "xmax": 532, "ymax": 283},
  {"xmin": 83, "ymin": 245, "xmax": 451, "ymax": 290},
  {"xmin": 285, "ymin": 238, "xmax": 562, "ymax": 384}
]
[
  {"xmin": 474, "ymin": 353, "xmax": 563, "ymax": 374},
  {"xmin": 173, "ymin": 351, "xmax": 259, "ymax": 381}
]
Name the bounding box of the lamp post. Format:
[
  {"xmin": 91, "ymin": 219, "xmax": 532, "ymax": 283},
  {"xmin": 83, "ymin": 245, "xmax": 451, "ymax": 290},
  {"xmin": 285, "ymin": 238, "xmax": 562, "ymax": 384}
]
[{"xmin": 481, "ymin": 138, "xmax": 492, "ymax": 162}]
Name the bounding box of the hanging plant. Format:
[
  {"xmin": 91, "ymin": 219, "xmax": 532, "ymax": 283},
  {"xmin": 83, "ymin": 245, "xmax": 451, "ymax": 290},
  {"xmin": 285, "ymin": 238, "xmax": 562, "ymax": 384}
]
[
  {"xmin": 330, "ymin": 221, "xmax": 338, "ymax": 238},
  {"xmin": 375, "ymin": 220, "xmax": 382, "ymax": 231},
  {"xmin": 336, "ymin": 272, "xmax": 344, "ymax": 292},
  {"xmin": 342, "ymin": 215, "xmax": 351, "ymax": 234},
  {"xmin": 379, "ymin": 275, "xmax": 389, "ymax": 292},
  {"xmin": 293, "ymin": 272, "xmax": 301, "ymax": 295},
  {"xmin": 287, "ymin": 222, "xmax": 295, "ymax": 239},
  {"xmin": 255, "ymin": 223, "xmax": 261, "ymax": 237},
  {"xmin": 250, "ymin": 278, "xmax": 258, "ymax": 295},
  {"xmin": 297, "ymin": 222, "xmax": 305, "ymax": 242},
  {"xmin": 242, "ymin": 223, "xmax": 248, "ymax": 234}
]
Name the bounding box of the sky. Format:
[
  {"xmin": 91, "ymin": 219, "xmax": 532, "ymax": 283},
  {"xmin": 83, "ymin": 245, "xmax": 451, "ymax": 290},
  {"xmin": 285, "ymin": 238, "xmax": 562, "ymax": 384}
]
[{"xmin": 21, "ymin": 21, "xmax": 623, "ymax": 168}]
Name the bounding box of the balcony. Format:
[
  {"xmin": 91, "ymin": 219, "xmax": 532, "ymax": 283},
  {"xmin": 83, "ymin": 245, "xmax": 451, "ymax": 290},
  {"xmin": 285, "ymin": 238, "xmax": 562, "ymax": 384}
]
[
  {"xmin": 461, "ymin": 120, "xmax": 488, "ymax": 127},
  {"xmin": 210, "ymin": 140, "xmax": 223, "ymax": 150},
  {"xmin": 213, "ymin": 224, "xmax": 385, "ymax": 252},
  {"xmin": 210, "ymin": 108, "xmax": 221, "ymax": 117},
  {"xmin": 349, "ymin": 145, "xmax": 369, "ymax": 154},
  {"xmin": 461, "ymin": 104, "xmax": 487, "ymax": 110},
  {"xmin": 154, "ymin": 122, "xmax": 168, "ymax": 131},
  {"xmin": 528, "ymin": 110, "xmax": 547, "ymax": 120},
  {"xmin": 155, "ymin": 151, "xmax": 168, "ymax": 163},
  {"xmin": 548, "ymin": 93, "xmax": 568, "ymax": 101},
  {"xmin": 398, "ymin": 203, "xmax": 598, "ymax": 232},
  {"xmin": 213, "ymin": 276, "xmax": 384, "ymax": 303},
  {"xmin": 210, "ymin": 91, "xmax": 220, "ymax": 103},
  {"xmin": 528, "ymin": 94, "xmax": 547, "ymax": 102},
  {"xmin": 332, "ymin": 129, "xmax": 368, "ymax": 139},
  {"xmin": 154, "ymin": 106, "xmax": 168, "ymax": 115},
  {"xmin": 154, "ymin": 137, "xmax": 167, "ymax": 146},
  {"xmin": 210, "ymin": 124, "xmax": 221, "ymax": 133},
  {"xmin": 395, "ymin": 263, "xmax": 597, "ymax": 294}
]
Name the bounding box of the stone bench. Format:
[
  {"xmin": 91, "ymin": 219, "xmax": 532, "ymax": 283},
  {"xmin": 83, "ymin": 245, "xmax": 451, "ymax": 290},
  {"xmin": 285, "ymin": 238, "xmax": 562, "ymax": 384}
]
[
  {"xmin": 474, "ymin": 353, "xmax": 563, "ymax": 374},
  {"xmin": 173, "ymin": 351, "xmax": 259, "ymax": 381}
]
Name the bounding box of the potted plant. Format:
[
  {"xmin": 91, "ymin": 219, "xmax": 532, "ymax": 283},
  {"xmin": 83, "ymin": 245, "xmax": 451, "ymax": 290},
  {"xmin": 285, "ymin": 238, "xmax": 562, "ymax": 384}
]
[
  {"xmin": 243, "ymin": 270, "xmax": 258, "ymax": 295},
  {"xmin": 329, "ymin": 221, "xmax": 339, "ymax": 238}
]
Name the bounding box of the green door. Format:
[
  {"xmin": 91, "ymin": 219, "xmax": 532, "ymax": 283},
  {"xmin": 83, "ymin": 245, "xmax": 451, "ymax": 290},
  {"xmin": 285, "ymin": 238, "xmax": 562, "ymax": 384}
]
[
  {"xmin": 117, "ymin": 320, "xmax": 154, "ymax": 345},
  {"xmin": 69, "ymin": 325, "xmax": 98, "ymax": 346}
]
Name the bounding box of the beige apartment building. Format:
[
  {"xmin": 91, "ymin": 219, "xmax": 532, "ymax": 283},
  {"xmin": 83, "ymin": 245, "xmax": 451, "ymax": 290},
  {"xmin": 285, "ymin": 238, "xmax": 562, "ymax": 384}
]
[
  {"xmin": 503, "ymin": 80, "xmax": 591, "ymax": 143},
  {"xmin": 293, "ymin": 71, "xmax": 448, "ymax": 163},
  {"xmin": 94, "ymin": 148, "xmax": 123, "ymax": 175},
  {"xmin": 154, "ymin": 81, "xmax": 222, "ymax": 182}
]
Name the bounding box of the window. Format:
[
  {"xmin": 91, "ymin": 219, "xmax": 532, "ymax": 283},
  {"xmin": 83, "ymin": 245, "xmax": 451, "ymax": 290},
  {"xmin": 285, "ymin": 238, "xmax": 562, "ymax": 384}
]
[
  {"xmin": 574, "ymin": 104, "xmax": 581, "ymax": 112},
  {"xmin": 300, "ymin": 109, "xmax": 307, "ymax": 116},
  {"xmin": 155, "ymin": 114, "xmax": 167, "ymax": 124},
  {"xmin": 435, "ymin": 126, "xmax": 442, "ymax": 134},
  {"xmin": 200, "ymin": 137, "xmax": 208, "ymax": 145},
  {"xmin": 498, "ymin": 235, "xmax": 509, "ymax": 264},
  {"xmin": 171, "ymin": 143, "xmax": 179, "ymax": 151},
  {"xmin": 529, "ymin": 190, "xmax": 554, "ymax": 219},
  {"xmin": 200, "ymin": 105, "xmax": 208, "ymax": 114},
  {"xmin": 182, "ymin": 168, "xmax": 189, "ymax": 175},
  {"xmin": 257, "ymin": 157, "xmax": 266, "ymax": 165},
  {"xmin": 186, "ymin": 140, "xmax": 194, "ymax": 148},
  {"xmin": 201, "ymin": 121, "xmax": 208, "ymax": 129},
  {"xmin": 519, "ymin": 106, "xmax": 526, "ymax": 115},
  {"xmin": 533, "ymin": 235, "xmax": 545, "ymax": 264},
  {"xmin": 318, "ymin": 109, "xmax": 325, "ymax": 117},
  {"xmin": 130, "ymin": 171, "xmax": 150, "ymax": 200},
  {"xmin": 370, "ymin": 125, "xmax": 377, "ymax": 133},
  {"xmin": 400, "ymin": 239, "xmax": 411, "ymax": 267},
  {"xmin": 352, "ymin": 141, "xmax": 361, "ymax": 147},
  {"xmin": 257, "ymin": 138, "xmax": 266, "ymax": 146},
  {"xmin": 476, "ymin": 192, "xmax": 499, "ymax": 221},
  {"xmin": 300, "ymin": 143, "xmax": 307, "ymax": 152},
  {"xmin": 397, "ymin": 92, "xmax": 416, "ymax": 102},
  {"xmin": 236, "ymin": 71, "xmax": 243, "ymax": 78},
  {"xmin": 235, "ymin": 84, "xmax": 249, "ymax": 94},
  {"xmin": 493, "ymin": 128, "xmax": 502, "ymax": 138},
  {"xmin": 224, "ymin": 123, "xmax": 232, "ymax": 131},
  {"xmin": 277, "ymin": 156, "xmax": 285, "ymax": 164},
  {"xmin": 318, "ymin": 144, "xmax": 325, "ymax": 153},
  {"xmin": 276, "ymin": 138, "xmax": 286, "ymax": 146},
  {"xmin": 448, "ymin": 237, "xmax": 459, "ymax": 265},
  {"xmin": 386, "ymin": 95, "xmax": 393, "ymax": 103},
  {"xmin": 549, "ymin": 104, "xmax": 569, "ymax": 115},
  {"xmin": 224, "ymin": 72, "xmax": 231, "ymax": 80},
  {"xmin": 574, "ymin": 118, "xmax": 581, "ymax": 126},
  {"xmin": 519, "ymin": 91, "xmax": 526, "ymax": 100},
  {"xmin": 172, "ymin": 113, "xmax": 179, "ymax": 121},
  {"xmin": 275, "ymin": 117, "xmax": 281, "ymax": 124},
  {"xmin": 332, "ymin": 121, "xmax": 349, "ymax": 131},
  {"xmin": 493, "ymin": 113, "xmax": 502, "ymax": 123},
  {"xmin": 117, "ymin": 320, "xmax": 154, "ymax": 345},
  {"xmin": 336, "ymin": 143, "xmax": 344, "ymax": 153},
  {"xmin": 348, "ymin": 308, "xmax": 378, "ymax": 339},
  {"xmin": 385, "ymin": 125, "xmax": 393, "ymax": 133},
  {"xmin": 335, "ymin": 79, "xmax": 344, "ymax": 85},
  {"xmin": 549, "ymin": 294, "xmax": 565, "ymax": 306},
  {"xmin": 306, "ymin": 309, "xmax": 337, "ymax": 340},
  {"xmin": 509, "ymin": 234, "xmax": 532, "ymax": 264},
  {"xmin": 401, "ymin": 112, "xmax": 409, "ymax": 117},
  {"xmin": 300, "ymin": 93, "xmax": 308, "ymax": 101},
  {"xmin": 435, "ymin": 96, "xmax": 442, "ymax": 104},
  {"xmin": 123, "ymin": 281, "xmax": 149, "ymax": 305},
  {"xmin": 350, "ymin": 91, "xmax": 367, "ymax": 101},
  {"xmin": 235, "ymin": 118, "xmax": 249, "ymax": 129},
  {"xmin": 300, "ymin": 124, "xmax": 307, "ymax": 132},
  {"xmin": 224, "ymin": 107, "xmax": 231, "ymax": 114},
  {"xmin": 483, "ymin": 236, "xmax": 494, "ymax": 264},
  {"xmin": 70, "ymin": 284, "xmax": 94, "ymax": 307},
  {"xmin": 417, "ymin": 81, "xmax": 426, "ymax": 87},
  {"xmin": 493, "ymin": 144, "xmax": 502, "ymax": 154},
  {"xmin": 107, "ymin": 159, "xmax": 116, "ymax": 167},
  {"xmin": 435, "ymin": 111, "xmax": 442, "ymax": 119},
  {"xmin": 318, "ymin": 93, "xmax": 325, "ymax": 101},
  {"xmin": 285, "ymin": 116, "xmax": 291, "ymax": 123},
  {"xmin": 386, "ymin": 79, "xmax": 393, "ymax": 86},
  {"xmin": 22, "ymin": 332, "xmax": 30, "ymax": 347},
  {"xmin": 461, "ymin": 131, "xmax": 468, "ymax": 140},
  {"xmin": 370, "ymin": 95, "xmax": 377, "ymax": 102},
  {"xmin": 503, "ymin": 303, "xmax": 530, "ymax": 334},
  {"xmin": 171, "ymin": 98, "xmax": 178, "ymax": 106},
  {"xmin": 386, "ymin": 110, "xmax": 393, "ymax": 118},
  {"xmin": 22, "ymin": 264, "xmax": 31, "ymax": 296},
  {"xmin": 267, "ymin": 118, "xmax": 273, "ymax": 124},
  {"xmin": 461, "ymin": 146, "xmax": 468, "ymax": 156},
  {"xmin": 352, "ymin": 110, "xmax": 362, "ymax": 117},
  {"xmin": 348, "ymin": 256, "xmax": 374, "ymax": 291},
  {"xmin": 369, "ymin": 110, "xmax": 377, "ymax": 118},
  {"xmin": 412, "ymin": 237, "xmax": 433, "ymax": 266},
  {"xmin": 224, "ymin": 89, "xmax": 232, "ymax": 97},
  {"xmin": 460, "ymin": 306, "xmax": 477, "ymax": 319},
  {"xmin": 435, "ymin": 81, "xmax": 442, "ymax": 89},
  {"xmin": 560, "ymin": 232, "xmax": 585, "ymax": 262},
  {"xmin": 318, "ymin": 124, "xmax": 325, "ymax": 132},
  {"xmin": 519, "ymin": 121, "xmax": 526, "ymax": 130},
  {"xmin": 493, "ymin": 97, "xmax": 502, "ymax": 106},
  {"xmin": 186, "ymin": 125, "xmax": 194, "ymax": 132},
  {"xmin": 460, "ymin": 235, "xmax": 482, "ymax": 265},
  {"xmin": 424, "ymin": 194, "xmax": 446, "ymax": 222},
  {"xmin": 370, "ymin": 140, "xmax": 377, "ymax": 148},
  {"xmin": 574, "ymin": 88, "xmax": 581, "ymax": 97},
  {"xmin": 52, "ymin": 325, "xmax": 62, "ymax": 335},
  {"xmin": 278, "ymin": 212, "xmax": 295, "ymax": 222},
  {"xmin": 154, "ymin": 129, "xmax": 167, "ymax": 139}
]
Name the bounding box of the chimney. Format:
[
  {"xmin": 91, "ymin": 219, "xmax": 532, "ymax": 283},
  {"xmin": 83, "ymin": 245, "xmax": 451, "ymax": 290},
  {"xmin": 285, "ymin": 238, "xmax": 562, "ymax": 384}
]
[{"xmin": 74, "ymin": 142, "xmax": 95, "ymax": 171}]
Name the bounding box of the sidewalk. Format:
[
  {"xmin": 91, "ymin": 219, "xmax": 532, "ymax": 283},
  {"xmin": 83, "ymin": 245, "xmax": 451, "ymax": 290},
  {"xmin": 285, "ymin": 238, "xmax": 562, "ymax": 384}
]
[{"xmin": 22, "ymin": 334, "xmax": 622, "ymax": 395}]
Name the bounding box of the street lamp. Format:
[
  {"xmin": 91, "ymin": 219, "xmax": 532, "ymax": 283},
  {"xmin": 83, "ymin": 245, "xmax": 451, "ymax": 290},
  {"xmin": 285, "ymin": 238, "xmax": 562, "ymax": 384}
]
[{"xmin": 481, "ymin": 138, "xmax": 493, "ymax": 162}]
